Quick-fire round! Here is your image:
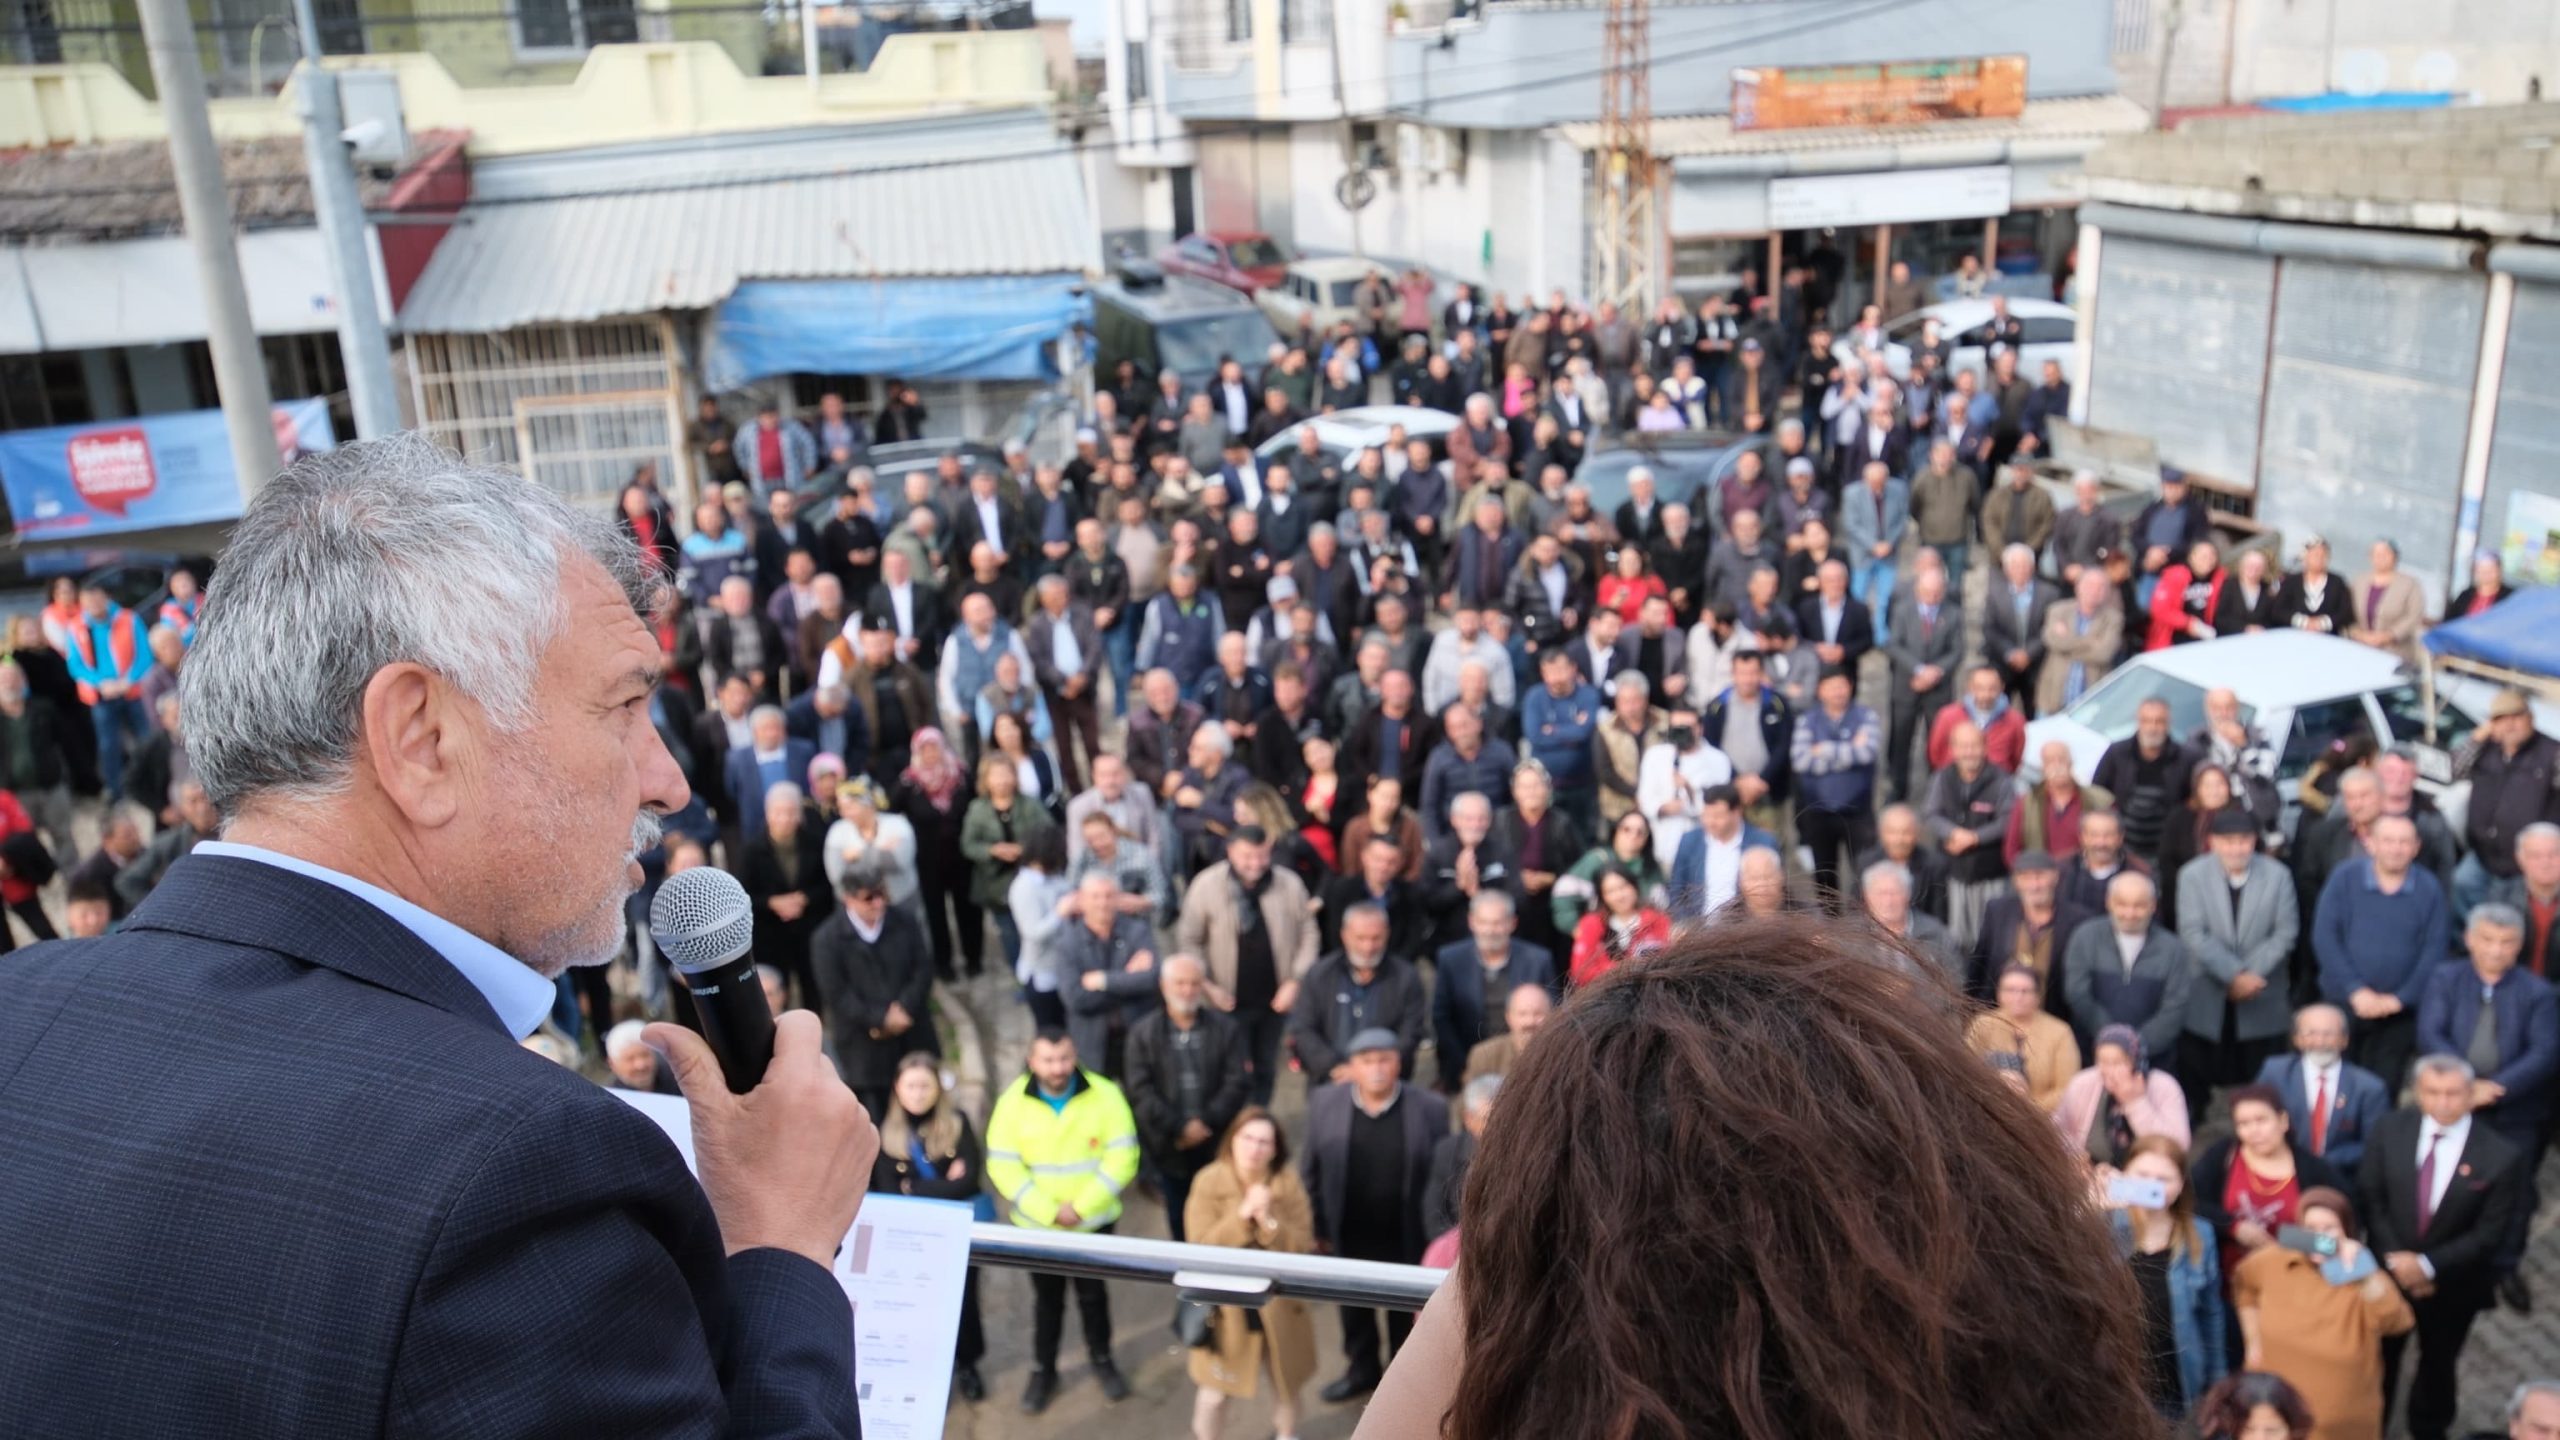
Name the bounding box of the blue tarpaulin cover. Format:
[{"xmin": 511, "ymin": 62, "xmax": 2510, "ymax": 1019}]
[
  {"xmin": 2423, "ymin": 587, "xmax": 2560, "ymax": 679},
  {"xmin": 704, "ymin": 275, "xmax": 1091, "ymax": 390}
]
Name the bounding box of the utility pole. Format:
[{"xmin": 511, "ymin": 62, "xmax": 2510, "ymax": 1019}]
[
  {"xmin": 1594, "ymin": 0, "xmax": 1656, "ymax": 315},
  {"xmin": 135, "ymin": 0, "xmax": 280, "ymax": 501},
  {"xmin": 290, "ymin": 0, "xmax": 402, "ymax": 439}
]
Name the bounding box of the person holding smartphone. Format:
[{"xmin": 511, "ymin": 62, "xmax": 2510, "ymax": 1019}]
[
  {"xmin": 2229, "ymin": 1187, "xmax": 2413, "ymax": 1440},
  {"xmin": 2108, "ymin": 1136, "xmax": 2229, "ymax": 1422}
]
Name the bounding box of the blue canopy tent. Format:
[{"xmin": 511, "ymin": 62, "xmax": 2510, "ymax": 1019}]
[
  {"xmin": 701, "ymin": 275, "xmax": 1093, "ymax": 392},
  {"xmin": 2422, "ymin": 588, "xmax": 2560, "ymax": 679}
]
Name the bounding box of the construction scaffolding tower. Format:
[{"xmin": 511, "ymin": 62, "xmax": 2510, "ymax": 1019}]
[{"xmin": 1593, "ymin": 0, "xmax": 1658, "ymax": 314}]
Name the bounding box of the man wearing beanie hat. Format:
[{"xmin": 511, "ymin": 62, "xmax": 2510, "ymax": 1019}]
[
  {"xmin": 1301, "ymin": 1026, "xmax": 1448, "ymax": 1402},
  {"xmin": 2176, "ymin": 806, "xmax": 2299, "ymax": 1107}
]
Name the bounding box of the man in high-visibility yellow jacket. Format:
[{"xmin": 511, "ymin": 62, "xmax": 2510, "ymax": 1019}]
[{"xmin": 984, "ymin": 1028, "xmax": 1141, "ymax": 1415}]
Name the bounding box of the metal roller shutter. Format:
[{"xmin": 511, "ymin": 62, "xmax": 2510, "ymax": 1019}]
[
  {"xmin": 2481, "ymin": 280, "xmax": 2560, "ymax": 585},
  {"xmin": 2253, "ymin": 257, "xmax": 2484, "ymax": 604},
  {"xmin": 2085, "ymin": 234, "xmax": 2274, "ymax": 488}
]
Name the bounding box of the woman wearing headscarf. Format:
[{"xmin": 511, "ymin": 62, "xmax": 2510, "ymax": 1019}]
[
  {"xmin": 823, "ymin": 776, "xmax": 920, "ymax": 924},
  {"xmin": 2230, "ymin": 1186, "xmax": 2412, "ymax": 1440},
  {"xmin": 2106, "ymin": 1135, "xmax": 2226, "ymax": 1423},
  {"xmin": 870, "ymin": 1054, "xmax": 991, "ymax": 1405},
  {"xmin": 896, "ymin": 727, "xmax": 980, "ymax": 980},
  {"xmin": 1184, "ymin": 1107, "xmax": 1317, "ymax": 1440},
  {"xmin": 2054, "ymin": 1025, "xmax": 2193, "ymax": 1168}
]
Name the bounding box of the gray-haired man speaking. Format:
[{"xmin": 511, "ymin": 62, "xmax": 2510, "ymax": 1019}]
[{"xmin": 0, "ymin": 435, "xmax": 875, "ymax": 1435}]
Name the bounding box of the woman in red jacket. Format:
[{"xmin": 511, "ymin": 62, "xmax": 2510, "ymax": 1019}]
[
  {"xmin": 2146, "ymin": 539, "xmax": 2227, "ymax": 652},
  {"xmin": 1569, "ymin": 865, "xmax": 1671, "ymax": 986},
  {"xmin": 1594, "ymin": 546, "xmax": 1668, "ymax": 627}
]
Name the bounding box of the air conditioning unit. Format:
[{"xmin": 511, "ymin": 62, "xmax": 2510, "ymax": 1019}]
[{"xmin": 1421, "ymin": 127, "xmax": 1451, "ymax": 177}]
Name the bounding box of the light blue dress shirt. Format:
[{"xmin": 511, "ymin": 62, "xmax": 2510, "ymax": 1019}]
[{"xmin": 194, "ymin": 840, "xmax": 557, "ymax": 1039}]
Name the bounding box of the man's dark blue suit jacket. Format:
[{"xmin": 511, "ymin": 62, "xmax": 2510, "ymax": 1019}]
[{"xmin": 0, "ymin": 854, "xmax": 860, "ymax": 1438}]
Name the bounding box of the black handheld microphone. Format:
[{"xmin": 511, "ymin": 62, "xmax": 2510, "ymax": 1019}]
[{"xmin": 649, "ymin": 868, "xmax": 775, "ymax": 1094}]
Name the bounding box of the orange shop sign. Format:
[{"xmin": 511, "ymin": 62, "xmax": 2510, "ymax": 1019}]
[{"xmin": 1731, "ymin": 55, "xmax": 2028, "ymax": 132}]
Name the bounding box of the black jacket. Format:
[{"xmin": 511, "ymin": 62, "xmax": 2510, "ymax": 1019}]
[
  {"xmin": 2189, "ymin": 1135, "xmax": 2347, "ymax": 1249},
  {"xmin": 810, "ymin": 902, "xmax": 939, "ymax": 1089},
  {"xmin": 2272, "ymin": 573, "xmax": 2357, "ymax": 636},
  {"xmin": 1793, "ymin": 592, "xmax": 1876, "ymax": 674},
  {"xmin": 1288, "ymin": 951, "xmax": 1428, "ymax": 1081},
  {"xmin": 1122, "ymin": 1006, "xmax": 1251, "ymax": 1172},
  {"xmin": 2360, "ymin": 1109, "xmax": 2522, "ymax": 1306},
  {"xmin": 1423, "ymin": 1129, "xmax": 1474, "ymax": 1243}
]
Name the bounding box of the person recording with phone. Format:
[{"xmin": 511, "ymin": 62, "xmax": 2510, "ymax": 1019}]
[
  {"xmin": 2230, "ymin": 1187, "xmax": 2412, "ymax": 1440},
  {"xmin": 0, "ymin": 438, "xmax": 876, "ymax": 1436},
  {"xmin": 2107, "ymin": 1135, "xmax": 2228, "ymax": 1422}
]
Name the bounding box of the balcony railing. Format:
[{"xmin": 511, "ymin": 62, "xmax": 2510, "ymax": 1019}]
[{"xmin": 966, "ymin": 1224, "xmax": 1447, "ymax": 1312}]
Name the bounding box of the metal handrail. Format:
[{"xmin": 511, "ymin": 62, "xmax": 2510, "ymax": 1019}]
[{"xmin": 967, "ymin": 1223, "xmax": 1447, "ymax": 1311}]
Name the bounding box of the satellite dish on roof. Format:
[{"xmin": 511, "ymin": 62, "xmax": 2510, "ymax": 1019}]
[{"xmin": 2334, "ymin": 49, "xmax": 2389, "ymax": 97}]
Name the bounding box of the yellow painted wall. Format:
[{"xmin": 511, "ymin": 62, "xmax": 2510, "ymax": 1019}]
[{"xmin": 0, "ymin": 33, "xmax": 1054, "ymax": 153}]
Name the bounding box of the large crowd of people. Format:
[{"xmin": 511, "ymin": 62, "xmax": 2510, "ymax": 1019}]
[{"xmin": 12, "ymin": 257, "xmax": 2556, "ymax": 1439}]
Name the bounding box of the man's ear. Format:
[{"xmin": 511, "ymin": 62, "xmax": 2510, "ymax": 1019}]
[{"xmin": 360, "ymin": 662, "xmax": 465, "ymax": 829}]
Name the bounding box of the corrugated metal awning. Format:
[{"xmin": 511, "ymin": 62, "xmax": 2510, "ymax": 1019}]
[
  {"xmin": 1562, "ymin": 93, "xmax": 2151, "ymax": 169},
  {"xmin": 398, "ymin": 114, "xmax": 1100, "ymax": 335}
]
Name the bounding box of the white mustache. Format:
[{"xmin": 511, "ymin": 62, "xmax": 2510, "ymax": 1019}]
[{"xmin": 626, "ymin": 810, "xmax": 664, "ymax": 863}]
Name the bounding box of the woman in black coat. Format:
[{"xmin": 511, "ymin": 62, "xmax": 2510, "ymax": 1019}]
[
  {"xmin": 6, "ymin": 615, "xmax": 97, "ymax": 795},
  {"xmin": 738, "ymin": 793, "xmax": 830, "ymax": 1010},
  {"xmin": 895, "ymin": 727, "xmax": 980, "ymax": 981},
  {"xmin": 812, "ymin": 885, "xmax": 938, "ymax": 1122},
  {"xmin": 870, "ymin": 1054, "xmax": 990, "ymax": 1402}
]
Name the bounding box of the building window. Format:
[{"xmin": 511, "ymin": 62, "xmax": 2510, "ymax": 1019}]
[
  {"xmin": 516, "ymin": 0, "xmax": 639, "ymax": 58},
  {"xmin": 1280, "ymin": 0, "xmax": 1327, "ymax": 43},
  {"xmin": 1225, "ymin": 0, "xmax": 1250, "ymax": 42},
  {"xmin": 1125, "ymin": 39, "xmax": 1148, "ymax": 100}
]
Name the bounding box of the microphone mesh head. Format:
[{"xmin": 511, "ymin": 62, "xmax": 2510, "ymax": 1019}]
[{"xmin": 650, "ymin": 866, "xmax": 757, "ymax": 975}]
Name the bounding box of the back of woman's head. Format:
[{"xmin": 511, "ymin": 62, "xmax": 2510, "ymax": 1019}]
[
  {"xmin": 1451, "ymin": 915, "xmax": 2155, "ymax": 1440},
  {"xmin": 2195, "ymin": 1371, "xmax": 2313, "ymax": 1439}
]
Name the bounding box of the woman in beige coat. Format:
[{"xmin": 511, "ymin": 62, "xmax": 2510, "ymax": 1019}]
[
  {"xmin": 1185, "ymin": 1108, "xmax": 1319, "ymax": 1440},
  {"xmin": 2348, "ymin": 540, "xmax": 2428, "ymax": 664}
]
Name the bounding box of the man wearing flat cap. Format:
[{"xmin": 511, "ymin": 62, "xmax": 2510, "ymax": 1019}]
[
  {"xmin": 1300, "ymin": 1025, "xmax": 1450, "ymax": 1402},
  {"xmin": 2177, "ymin": 805, "xmax": 2300, "ymax": 1107}
]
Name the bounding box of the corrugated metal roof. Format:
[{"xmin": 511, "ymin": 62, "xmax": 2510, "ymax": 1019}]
[
  {"xmin": 398, "ymin": 119, "xmax": 1098, "ymax": 334},
  {"xmin": 1560, "ymin": 94, "xmax": 2151, "ymax": 158}
]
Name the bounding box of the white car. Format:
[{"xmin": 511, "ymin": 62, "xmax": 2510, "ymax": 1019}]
[
  {"xmin": 1254, "ymin": 404, "xmax": 1459, "ymax": 468},
  {"xmin": 2019, "ymin": 631, "xmax": 2492, "ymax": 831},
  {"xmin": 1834, "ymin": 296, "xmax": 2078, "ymax": 385},
  {"xmin": 1254, "ymin": 257, "xmax": 1399, "ymax": 344}
]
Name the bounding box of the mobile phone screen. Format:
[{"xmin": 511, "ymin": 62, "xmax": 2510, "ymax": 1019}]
[
  {"xmin": 2276, "ymin": 1224, "xmax": 2339, "ymax": 1258},
  {"xmin": 2105, "ymin": 1176, "xmax": 2168, "ymax": 1209}
]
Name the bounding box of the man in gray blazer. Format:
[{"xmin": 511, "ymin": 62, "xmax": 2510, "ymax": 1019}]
[
  {"xmin": 1981, "ymin": 542, "xmax": 2058, "ymax": 714},
  {"xmin": 1883, "ymin": 563, "xmax": 1965, "ymax": 802},
  {"xmin": 2062, "ymin": 870, "xmax": 2197, "ymax": 1068},
  {"xmin": 1025, "ymin": 574, "xmax": 1104, "ymax": 791},
  {"xmin": 2175, "ymin": 808, "xmax": 2300, "ymax": 1108}
]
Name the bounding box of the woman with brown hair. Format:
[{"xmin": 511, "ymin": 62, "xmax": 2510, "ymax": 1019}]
[
  {"xmin": 2194, "ymin": 1371, "xmax": 2317, "ymax": 1440},
  {"xmin": 2106, "ymin": 1135, "xmax": 2227, "ymax": 1421},
  {"xmin": 2190, "ymin": 1083, "xmax": 2346, "ymax": 1309},
  {"xmin": 1352, "ymin": 914, "xmax": 2162, "ymax": 1440},
  {"xmin": 2230, "ymin": 1186, "xmax": 2411, "ymax": 1440},
  {"xmin": 1338, "ymin": 774, "xmax": 1424, "ymax": 882},
  {"xmin": 1184, "ymin": 1107, "xmax": 1318, "ymax": 1440}
]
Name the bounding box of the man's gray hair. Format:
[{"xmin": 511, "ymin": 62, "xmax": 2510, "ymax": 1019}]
[
  {"xmin": 1614, "ymin": 671, "xmax": 1650, "ymax": 699},
  {"xmin": 183, "ymin": 434, "xmax": 650, "ymax": 815},
  {"xmin": 2470, "ymin": 901, "xmax": 2526, "ymax": 935},
  {"xmin": 2002, "ymin": 542, "xmax": 2037, "ymax": 566},
  {"xmin": 1468, "ymin": 885, "xmax": 1514, "ymax": 919},
  {"xmin": 2413, "ymin": 1053, "xmax": 2477, "ymax": 1086},
  {"xmin": 764, "ymin": 780, "xmax": 805, "ymax": 807},
  {"xmin": 604, "ymin": 1019, "xmax": 650, "ymax": 1058},
  {"xmin": 1193, "ymin": 724, "xmax": 1234, "ymax": 758},
  {"xmin": 751, "ymin": 704, "xmax": 786, "ymax": 728},
  {"xmin": 1462, "ymin": 1073, "xmax": 1503, "ymax": 1117},
  {"xmin": 2519, "ymin": 821, "xmax": 2560, "ymax": 850},
  {"xmin": 1861, "ymin": 860, "xmax": 1912, "ymax": 896},
  {"xmin": 2510, "ymin": 1381, "xmax": 2560, "ymax": 1422},
  {"xmin": 1307, "ymin": 520, "xmax": 1337, "ymax": 543}
]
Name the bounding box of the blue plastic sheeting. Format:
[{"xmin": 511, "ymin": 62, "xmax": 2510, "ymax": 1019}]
[
  {"xmin": 704, "ymin": 275, "xmax": 1092, "ymax": 390},
  {"xmin": 2423, "ymin": 587, "xmax": 2560, "ymax": 679},
  {"xmin": 2259, "ymin": 92, "xmax": 2456, "ymax": 114}
]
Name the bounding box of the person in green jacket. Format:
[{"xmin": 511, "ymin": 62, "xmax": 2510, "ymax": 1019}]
[
  {"xmin": 961, "ymin": 753, "xmax": 1059, "ymax": 974},
  {"xmin": 1552, "ymin": 809, "xmax": 1667, "ymax": 935}
]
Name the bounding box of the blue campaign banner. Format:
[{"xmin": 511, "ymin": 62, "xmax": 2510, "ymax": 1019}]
[{"xmin": 0, "ymin": 399, "xmax": 335, "ymax": 540}]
